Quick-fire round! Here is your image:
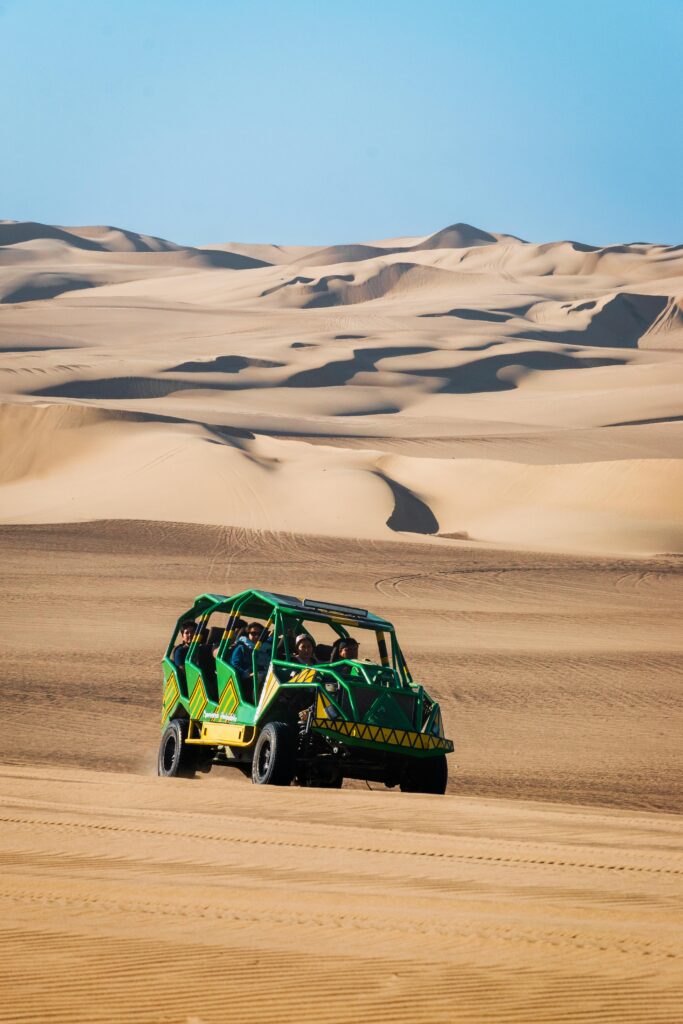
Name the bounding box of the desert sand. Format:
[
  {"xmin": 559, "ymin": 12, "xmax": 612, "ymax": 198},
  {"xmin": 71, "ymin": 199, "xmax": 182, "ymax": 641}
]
[{"xmin": 0, "ymin": 221, "xmax": 682, "ymax": 1022}]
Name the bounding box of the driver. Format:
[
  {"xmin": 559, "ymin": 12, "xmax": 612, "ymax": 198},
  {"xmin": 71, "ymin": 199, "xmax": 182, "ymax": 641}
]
[{"xmin": 336, "ymin": 636, "xmax": 359, "ymax": 663}]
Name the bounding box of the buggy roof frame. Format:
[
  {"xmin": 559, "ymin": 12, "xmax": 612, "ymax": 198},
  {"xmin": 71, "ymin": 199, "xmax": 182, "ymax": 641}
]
[{"xmin": 188, "ymin": 589, "xmax": 393, "ymax": 629}]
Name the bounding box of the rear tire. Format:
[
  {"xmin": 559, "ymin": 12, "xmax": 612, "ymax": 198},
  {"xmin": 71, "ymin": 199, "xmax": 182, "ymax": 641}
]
[
  {"xmin": 251, "ymin": 722, "xmax": 297, "ymax": 786},
  {"xmin": 158, "ymin": 720, "xmax": 200, "ymax": 779},
  {"xmin": 400, "ymin": 754, "xmax": 448, "ymax": 795}
]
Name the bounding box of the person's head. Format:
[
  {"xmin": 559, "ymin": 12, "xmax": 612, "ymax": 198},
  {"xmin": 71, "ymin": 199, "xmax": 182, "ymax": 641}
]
[
  {"xmin": 295, "ymin": 634, "xmax": 314, "ymax": 662},
  {"xmin": 246, "ymin": 621, "xmax": 263, "ymax": 643},
  {"xmin": 179, "ymin": 621, "xmax": 195, "ymax": 644},
  {"xmin": 338, "ymin": 637, "xmax": 359, "ymax": 660}
]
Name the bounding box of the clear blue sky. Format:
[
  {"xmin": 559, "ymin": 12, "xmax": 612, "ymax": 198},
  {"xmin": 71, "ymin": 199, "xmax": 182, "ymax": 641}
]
[{"xmin": 1, "ymin": 0, "xmax": 681, "ymax": 246}]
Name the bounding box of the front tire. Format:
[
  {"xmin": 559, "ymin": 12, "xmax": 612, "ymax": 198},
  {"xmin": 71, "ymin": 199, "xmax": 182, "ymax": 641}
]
[
  {"xmin": 400, "ymin": 754, "xmax": 448, "ymax": 794},
  {"xmin": 158, "ymin": 719, "xmax": 199, "ymax": 779},
  {"xmin": 251, "ymin": 722, "xmax": 297, "ymax": 786}
]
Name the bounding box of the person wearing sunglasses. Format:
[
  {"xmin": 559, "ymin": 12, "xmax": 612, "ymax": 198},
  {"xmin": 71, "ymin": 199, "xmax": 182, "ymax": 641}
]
[{"xmin": 229, "ymin": 621, "xmax": 268, "ymax": 684}]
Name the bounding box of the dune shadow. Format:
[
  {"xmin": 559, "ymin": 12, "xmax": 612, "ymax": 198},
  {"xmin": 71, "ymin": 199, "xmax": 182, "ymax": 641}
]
[
  {"xmin": 30, "ymin": 377, "xmax": 231, "ymax": 400},
  {"xmin": 377, "ymin": 473, "xmax": 439, "ymax": 535},
  {"xmin": 2, "ymin": 277, "xmax": 97, "ymax": 304},
  {"xmin": 0, "ymin": 222, "xmax": 105, "ymax": 251},
  {"xmin": 190, "ymin": 249, "xmax": 271, "ymax": 270},
  {"xmin": 94, "ymin": 407, "xmax": 257, "ymax": 439},
  {"xmin": 0, "ymin": 344, "xmax": 78, "ymax": 353},
  {"xmin": 516, "ymin": 293, "xmax": 669, "ymax": 349},
  {"xmin": 605, "ymin": 414, "xmax": 683, "ymax": 427},
  {"xmin": 285, "ymin": 345, "xmax": 432, "ymax": 388},
  {"xmin": 421, "ymin": 308, "xmax": 512, "ymax": 323},
  {"xmin": 261, "ymin": 275, "xmax": 315, "ymax": 297},
  {"xmin": 166, "ymin": 355, "xmax": 283, "ymax": 373},
  {"xmin": 410, "ymin": 351, "xmax": 625, "ymax": 393},
  {"xmin": 459, "ymin": 341, "xmax": 504, "ymax": 352}
]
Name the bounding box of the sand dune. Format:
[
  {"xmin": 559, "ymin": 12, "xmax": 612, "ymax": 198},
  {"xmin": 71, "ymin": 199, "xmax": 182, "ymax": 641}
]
[{"xmin": 0, "ymin": 217, "xmax": 681, "ymax": 555}]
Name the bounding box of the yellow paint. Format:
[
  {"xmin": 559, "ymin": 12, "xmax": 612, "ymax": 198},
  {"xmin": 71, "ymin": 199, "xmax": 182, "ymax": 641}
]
[
  {"xmin": 291, "ymin": 667, "xmax": 317, "ymax": 683},
  {"xmin": 186, "ymin": 722, "xmax": 256, "ymax": 747},
  {"xmin": 217, "ymin": 679, "xmax": 238, "ymax": 715},
  {"xmin": 257, "ymin": 668, "xmax": 280, "ymax": 712},
  {"xmin": 311, "ymin": 717, "xmax": 452, "ymax": 752}
]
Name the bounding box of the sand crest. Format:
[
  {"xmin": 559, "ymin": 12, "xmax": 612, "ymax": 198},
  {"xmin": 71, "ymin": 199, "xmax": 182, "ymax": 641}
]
[{"xmin": 1, "ymin": 219, "xmax": 682, "ymax": 555}]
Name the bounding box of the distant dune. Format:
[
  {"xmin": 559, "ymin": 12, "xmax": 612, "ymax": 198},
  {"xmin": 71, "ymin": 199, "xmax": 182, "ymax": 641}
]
[{"xmin": 0, "ymin": 218, "xmax": 681, "ymax": 555}]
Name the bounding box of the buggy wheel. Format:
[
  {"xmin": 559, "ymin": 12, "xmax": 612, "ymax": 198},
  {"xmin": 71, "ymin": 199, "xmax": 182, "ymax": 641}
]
[
  {"xmin": 158, "ymin": 719, "xmax": 200, "ymax": 779},
  {"xmin": 400, "ymin": 754, "xmax": 448, "ymax": 795},
  {"xmin": 251, "ymin": 722, "xmax": 297, "ymax": 786}
]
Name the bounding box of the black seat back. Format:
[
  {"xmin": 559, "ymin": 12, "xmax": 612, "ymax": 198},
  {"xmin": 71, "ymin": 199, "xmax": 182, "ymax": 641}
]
[
  {"xmin": 194, "ymin": 644, "xmax": 218, "ymax": 703},
  {"xmin": 207, "ymin": 625, "xmax": 224, "ymax": 649}
]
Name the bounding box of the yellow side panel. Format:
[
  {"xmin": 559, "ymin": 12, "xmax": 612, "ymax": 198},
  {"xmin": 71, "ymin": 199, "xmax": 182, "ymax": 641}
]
[{"xmin": 187, "ymin": 722, "xmax": 256, "ymax": 747}]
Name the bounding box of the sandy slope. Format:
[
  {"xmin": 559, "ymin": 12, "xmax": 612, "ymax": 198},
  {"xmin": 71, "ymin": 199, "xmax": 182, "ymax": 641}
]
[
  {"xmin": 2, "ymin": 522, "xmax": 680, "ymax": 810},
  {"xmin": 1, "ymin": 219, "xmax": 682, "ymax": 554},
  {"xmin": 1, "ymin": 765, "xmax": 681, "ymax": 1024}
]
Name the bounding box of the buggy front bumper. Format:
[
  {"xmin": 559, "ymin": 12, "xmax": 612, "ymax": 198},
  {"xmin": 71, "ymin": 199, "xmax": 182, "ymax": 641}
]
[{"xmin": 311, "ymin": 717, "xmax": 453, "ymax": 757}]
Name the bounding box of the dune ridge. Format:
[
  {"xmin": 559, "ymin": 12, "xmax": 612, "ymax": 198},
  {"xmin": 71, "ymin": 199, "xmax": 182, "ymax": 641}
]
[{"xmin": 0, "ymin": 218, "xmax": 681, "ymax": 554}]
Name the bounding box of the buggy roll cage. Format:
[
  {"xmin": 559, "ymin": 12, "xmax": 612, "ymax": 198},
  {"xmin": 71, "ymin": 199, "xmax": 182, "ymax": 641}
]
[{"xmin": 165, "ymin": 589, "xmax": 415, "ymax": 702}]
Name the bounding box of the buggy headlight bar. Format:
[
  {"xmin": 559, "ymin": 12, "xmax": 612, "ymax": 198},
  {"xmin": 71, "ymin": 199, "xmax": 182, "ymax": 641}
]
[{"xmin": 303, "ymin": 598, "xmax": 368, "ymax": 619}]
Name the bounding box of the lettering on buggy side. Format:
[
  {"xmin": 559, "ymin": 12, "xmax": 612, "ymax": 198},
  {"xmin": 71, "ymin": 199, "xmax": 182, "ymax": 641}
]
[{"xmin": 204, "ymin": 711, "xmax": 237, "ymax": 722}]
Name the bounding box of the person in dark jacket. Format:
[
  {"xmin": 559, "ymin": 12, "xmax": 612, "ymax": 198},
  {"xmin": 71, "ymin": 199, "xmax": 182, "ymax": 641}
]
[
  {"xmin": 230, "ymin": 621, "xmax": 264, "ymax": 683},
  {"xmin": 172, "ymin": 621, "xmax": 195, "ymax": 670}
]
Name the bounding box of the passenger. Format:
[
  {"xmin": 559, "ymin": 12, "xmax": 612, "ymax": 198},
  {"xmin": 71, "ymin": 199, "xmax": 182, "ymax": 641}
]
[
  {"xmin": 335, "ymin": 636, "xmax": 360, "ymax": 677},
  {"xmin": 229, "ymin": 621, "xmax": 264, "ymax": 683},
  {"xmin": 292, "ymin": 634, "xmax": 317, "ymax": 666},
  {"xmin": 340, "ymin": 637, "xmax": 359, "ymax": 658},
  {"xmin": 172, "ymin": 621, "xmax": 195, "ymax": 670},
  {"xmin": 289, "ymin": 634, "xmax": 318, "ymax": 681}
]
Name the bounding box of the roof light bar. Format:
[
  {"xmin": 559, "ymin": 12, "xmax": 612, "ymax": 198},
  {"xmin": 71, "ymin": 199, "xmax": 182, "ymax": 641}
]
[{"xmin": 303, "ymin": 598, "xmax": 368, "ymax": 619}]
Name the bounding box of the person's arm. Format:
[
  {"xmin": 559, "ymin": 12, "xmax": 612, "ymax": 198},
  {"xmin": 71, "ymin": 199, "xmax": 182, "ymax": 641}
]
[
  {"xmin": 172, "ymin": 644, "xmax": 186, "ymax": 669},
  {"xmin": 230, "ymin": 643, "xmax": 251, "ymax": 678}
]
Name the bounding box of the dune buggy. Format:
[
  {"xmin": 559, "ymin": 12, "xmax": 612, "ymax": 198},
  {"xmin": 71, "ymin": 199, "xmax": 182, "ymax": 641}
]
[{"xmin": 158, "ymin": 589, "xmax": 453, "ymax": 793}]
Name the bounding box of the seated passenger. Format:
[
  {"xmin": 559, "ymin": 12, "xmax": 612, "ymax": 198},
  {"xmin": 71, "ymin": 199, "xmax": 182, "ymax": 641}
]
[
  {"xmin": 172, "ymin": 621, "xmax": 195, "ymax": 670},
  {"xmin": 293, "ymin": 634, "xmax": 317, "ymax": 666},
  {"xmin": 335, "ymin": 636, "xmax": 360, "ymax": 677},
  {"xmin": 229, "ymin": 621, "xmax": 262, "ymax": 681},
  {"xmin": 230, "ymin": 621, "xmax": 273, "ymax": 686},
  {"xmin": 289, "ymin": 634, "xmax": 318, "ymax": 679}
]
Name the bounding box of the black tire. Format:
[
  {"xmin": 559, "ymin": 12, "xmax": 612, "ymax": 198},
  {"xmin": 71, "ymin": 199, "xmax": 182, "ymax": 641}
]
[
  {"xmin": 251, "ymin": 722, "xmax": 297, "ymax": 786},
  {"xmin": 400, "ymin": 754, "xmax": 448, "ymax": 795},
  {"xmin": 158, "ymin": 719, "xmax": 200, "ymax": 779}
]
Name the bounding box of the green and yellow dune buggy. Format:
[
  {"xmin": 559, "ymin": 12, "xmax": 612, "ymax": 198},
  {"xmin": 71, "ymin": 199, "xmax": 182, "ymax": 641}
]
[{"xmin": 158, "ymin": 589, "xmax": 453, "ymax": 792}]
